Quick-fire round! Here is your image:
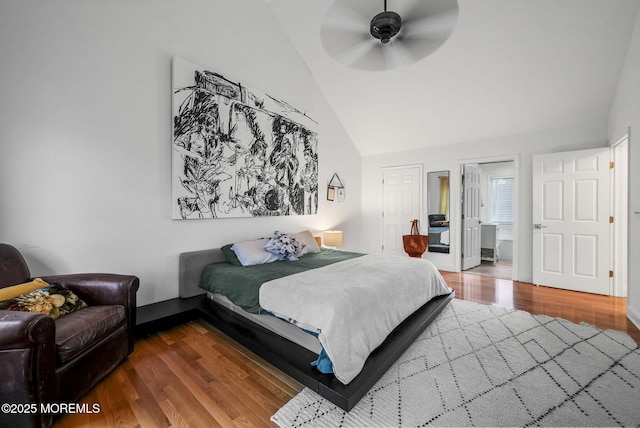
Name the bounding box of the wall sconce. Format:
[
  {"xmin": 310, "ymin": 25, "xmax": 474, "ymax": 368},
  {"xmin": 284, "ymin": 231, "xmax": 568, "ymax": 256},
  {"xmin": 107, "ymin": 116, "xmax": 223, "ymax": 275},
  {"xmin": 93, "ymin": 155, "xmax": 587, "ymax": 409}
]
[
  {"xmin": 323, "ymin": 230, "xmax": 343, "ymax": 249},
  {"xmin": 327, "ymin": 173, "xmax": 345, "ymax": 202}
]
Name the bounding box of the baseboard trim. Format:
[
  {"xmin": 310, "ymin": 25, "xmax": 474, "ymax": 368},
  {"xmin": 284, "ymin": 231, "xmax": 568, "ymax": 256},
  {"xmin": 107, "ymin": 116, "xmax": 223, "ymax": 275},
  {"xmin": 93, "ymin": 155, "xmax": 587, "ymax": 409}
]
[{"xmin": 627, "ymin": 303, "xmax": 640, "ymax": 331}]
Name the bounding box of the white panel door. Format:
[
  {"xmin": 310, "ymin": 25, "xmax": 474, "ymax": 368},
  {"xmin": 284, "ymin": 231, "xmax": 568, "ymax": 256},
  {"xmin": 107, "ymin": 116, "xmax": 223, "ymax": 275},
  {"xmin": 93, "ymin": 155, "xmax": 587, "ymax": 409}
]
[
  {"xmin": 532, "ymin": 148, "xmax": 611, "ymax": 295},
  {"xmin": 462, "ymin": 164, "xmax": 481, "ymax": 270},
  {"xmin": 382, "ymin": 166, "xmax": 422, "ymax": 256}
]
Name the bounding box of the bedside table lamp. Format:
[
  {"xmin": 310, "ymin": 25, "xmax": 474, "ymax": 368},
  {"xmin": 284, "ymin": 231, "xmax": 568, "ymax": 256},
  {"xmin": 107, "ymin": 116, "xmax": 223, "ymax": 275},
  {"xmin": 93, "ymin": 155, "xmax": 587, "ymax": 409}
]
[{"xmin": 323, "ymin": 230, "xmax": 343, "ymax": 249}]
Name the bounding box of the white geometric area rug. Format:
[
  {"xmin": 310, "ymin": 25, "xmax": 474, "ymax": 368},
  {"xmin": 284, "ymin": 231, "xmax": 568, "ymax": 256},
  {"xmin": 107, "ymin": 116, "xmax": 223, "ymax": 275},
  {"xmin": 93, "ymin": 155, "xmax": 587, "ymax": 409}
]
[{"xmin": 272, "ymin": 299, "xmax": 640, "ymax": 427}]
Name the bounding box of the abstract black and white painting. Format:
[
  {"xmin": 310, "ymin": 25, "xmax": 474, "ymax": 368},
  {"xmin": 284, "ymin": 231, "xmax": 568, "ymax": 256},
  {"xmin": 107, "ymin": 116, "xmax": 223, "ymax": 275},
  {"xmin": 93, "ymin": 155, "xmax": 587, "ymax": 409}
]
[{"xmin": 172, "ymin": 57, "xmax": 318, "ymax": 219}]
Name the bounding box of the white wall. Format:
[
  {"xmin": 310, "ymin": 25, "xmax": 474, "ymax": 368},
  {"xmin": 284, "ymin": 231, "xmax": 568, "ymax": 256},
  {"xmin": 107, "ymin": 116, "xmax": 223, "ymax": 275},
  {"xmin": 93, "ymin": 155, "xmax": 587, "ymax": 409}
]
[
  {"xmin": 361, "ymin": 124, "xmax": 607, "ymax": 279},
  {"xmin": 608, "ymin": 8, "xmax": 640, "ymax": 328},
  {"xmin": 0, "ymin": 0, "xmax": 362, "ymax": 306}
]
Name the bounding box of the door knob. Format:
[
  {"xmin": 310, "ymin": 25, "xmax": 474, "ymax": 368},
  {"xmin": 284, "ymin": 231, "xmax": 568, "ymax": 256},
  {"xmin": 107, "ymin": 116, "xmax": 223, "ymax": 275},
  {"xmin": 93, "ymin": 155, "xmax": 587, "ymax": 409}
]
[{"xmin": 533, "ymin": 224, "xmax": 547, "ymax": 229}]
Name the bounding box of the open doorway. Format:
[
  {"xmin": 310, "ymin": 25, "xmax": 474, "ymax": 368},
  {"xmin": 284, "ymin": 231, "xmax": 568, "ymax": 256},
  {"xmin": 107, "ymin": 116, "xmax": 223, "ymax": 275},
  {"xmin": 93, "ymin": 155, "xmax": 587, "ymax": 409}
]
[{"xmin": 462, "ymin": 160, "xmax": 516, "ymax": 280}]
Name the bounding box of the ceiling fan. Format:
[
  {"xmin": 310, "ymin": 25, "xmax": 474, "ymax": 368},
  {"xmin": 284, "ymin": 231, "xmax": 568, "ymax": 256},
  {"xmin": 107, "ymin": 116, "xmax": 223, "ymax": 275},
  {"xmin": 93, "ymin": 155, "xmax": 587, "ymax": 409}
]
[{"xmin": 320, "ymin": 0, "xmax": 459, "ymax": 71}]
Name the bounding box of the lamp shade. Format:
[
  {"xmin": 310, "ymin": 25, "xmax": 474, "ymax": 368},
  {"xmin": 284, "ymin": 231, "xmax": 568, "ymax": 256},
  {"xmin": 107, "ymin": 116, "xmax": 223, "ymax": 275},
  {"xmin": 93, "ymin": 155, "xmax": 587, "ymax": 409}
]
[{"xmin": 323, "ymin": 230, "xmax": 343, "ymax": 247}]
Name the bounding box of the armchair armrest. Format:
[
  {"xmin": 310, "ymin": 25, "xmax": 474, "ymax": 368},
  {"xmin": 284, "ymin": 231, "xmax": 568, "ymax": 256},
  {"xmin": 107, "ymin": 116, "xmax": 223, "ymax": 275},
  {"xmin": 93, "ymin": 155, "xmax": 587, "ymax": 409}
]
[
  {"xmin": 0, "ymin": 310, "xmax": 54, "ymax": 350},
  {"xmin": 0, "ymin": 310, "xmax": 56, "ymax": 428}
]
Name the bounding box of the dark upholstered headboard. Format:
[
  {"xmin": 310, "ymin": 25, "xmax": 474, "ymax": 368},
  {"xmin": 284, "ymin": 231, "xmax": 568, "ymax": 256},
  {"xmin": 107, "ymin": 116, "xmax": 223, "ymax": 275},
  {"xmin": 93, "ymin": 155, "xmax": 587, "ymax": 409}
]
[
  {"xmin": 178, "ymin": 248, "xmax": 227, "ymax": 298},
  {"xmin": 179, "ymin": 235, "xmax": 322, "ymax": 298}
]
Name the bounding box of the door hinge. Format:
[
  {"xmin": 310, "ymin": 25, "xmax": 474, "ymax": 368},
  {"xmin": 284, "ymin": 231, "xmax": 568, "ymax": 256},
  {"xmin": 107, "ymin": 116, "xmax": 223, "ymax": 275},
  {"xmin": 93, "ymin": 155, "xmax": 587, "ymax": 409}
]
[
  {"xmin": 610, "ymin": 161, "xmax": 614, "ymax": 169},
  {"xmin": 609, "ymin": 270, "xmax": 614, "ymax": 278},
  {"xmin": 610, "ymin": 216, "xmax": 614, "ymax": 223}
]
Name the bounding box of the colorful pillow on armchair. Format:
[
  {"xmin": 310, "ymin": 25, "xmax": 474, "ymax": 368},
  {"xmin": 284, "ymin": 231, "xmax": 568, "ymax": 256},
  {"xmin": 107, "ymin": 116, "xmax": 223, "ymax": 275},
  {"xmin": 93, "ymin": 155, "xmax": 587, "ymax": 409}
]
[{"xmin": 0, "ymin": 283, "xmax": 88, "ymax": 320}]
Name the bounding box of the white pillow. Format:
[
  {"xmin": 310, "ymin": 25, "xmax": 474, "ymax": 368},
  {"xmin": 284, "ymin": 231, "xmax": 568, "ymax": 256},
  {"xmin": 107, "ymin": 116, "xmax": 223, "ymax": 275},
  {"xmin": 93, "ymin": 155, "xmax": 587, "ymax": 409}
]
[
  {"xmin": 231, "ymin": 239, "xmax": 279, "ymax": 266},
  {"xmin": 293, "ymin": 230, "xmax": 321, "ymax": 256}
]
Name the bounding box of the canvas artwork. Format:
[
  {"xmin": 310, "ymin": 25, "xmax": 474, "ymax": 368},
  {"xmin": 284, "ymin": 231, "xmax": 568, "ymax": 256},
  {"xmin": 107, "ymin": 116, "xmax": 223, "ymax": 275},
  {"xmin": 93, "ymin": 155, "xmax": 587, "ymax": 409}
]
[{"xmin": 172, "ymin": 57, "xmax": 318, "ymax": 219}]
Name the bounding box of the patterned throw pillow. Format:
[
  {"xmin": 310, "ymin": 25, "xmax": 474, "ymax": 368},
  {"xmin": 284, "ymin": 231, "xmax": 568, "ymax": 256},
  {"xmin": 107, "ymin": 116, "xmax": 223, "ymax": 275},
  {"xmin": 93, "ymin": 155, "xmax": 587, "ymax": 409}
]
[
  {"xmin": 0, "ymin": 283, "xmax": 88, "ymax": 320},
  {"xmin": 265, "ymin": 231, "xmax": 305, "ymax": 261}
]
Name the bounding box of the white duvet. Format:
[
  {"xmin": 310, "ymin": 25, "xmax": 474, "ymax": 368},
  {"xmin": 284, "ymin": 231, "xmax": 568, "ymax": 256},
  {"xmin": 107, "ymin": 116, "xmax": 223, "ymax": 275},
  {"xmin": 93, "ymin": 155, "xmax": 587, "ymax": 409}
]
[{"xmin": 259, "ymin": 254, "xmax": 452, "ymax": 384}]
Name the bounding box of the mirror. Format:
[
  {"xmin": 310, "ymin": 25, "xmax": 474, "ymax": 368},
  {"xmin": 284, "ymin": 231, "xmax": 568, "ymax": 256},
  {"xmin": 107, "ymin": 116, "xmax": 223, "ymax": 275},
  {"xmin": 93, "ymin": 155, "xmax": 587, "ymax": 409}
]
[{"xmin": 427, "ymin": 171, "xmax": 450, "ymax": 253}]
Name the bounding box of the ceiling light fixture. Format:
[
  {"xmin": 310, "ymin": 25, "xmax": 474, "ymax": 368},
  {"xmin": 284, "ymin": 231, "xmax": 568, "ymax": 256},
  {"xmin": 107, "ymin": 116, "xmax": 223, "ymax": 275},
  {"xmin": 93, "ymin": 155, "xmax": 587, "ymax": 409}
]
[
  {"xmin": 320, "ymin": 0, "xmax": 459, "ymax": 71},
  {"xmin": 370, "ymin": 0, "xmax": 401, "ymax": 44}
]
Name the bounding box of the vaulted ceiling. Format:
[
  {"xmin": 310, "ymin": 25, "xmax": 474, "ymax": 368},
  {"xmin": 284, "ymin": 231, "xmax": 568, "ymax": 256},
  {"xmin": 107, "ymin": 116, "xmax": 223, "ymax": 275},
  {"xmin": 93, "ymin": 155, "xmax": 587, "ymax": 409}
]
[{"xmin": 267, "ymin": 0, "xmax": 640, "ymax": 156}]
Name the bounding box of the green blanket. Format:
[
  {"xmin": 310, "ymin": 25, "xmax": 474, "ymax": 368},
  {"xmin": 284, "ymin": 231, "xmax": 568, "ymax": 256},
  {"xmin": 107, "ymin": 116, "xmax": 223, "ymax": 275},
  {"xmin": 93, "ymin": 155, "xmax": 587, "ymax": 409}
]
[{"xmin": 199, "ymin": 249, "xmax": 364, "ymax": 314}]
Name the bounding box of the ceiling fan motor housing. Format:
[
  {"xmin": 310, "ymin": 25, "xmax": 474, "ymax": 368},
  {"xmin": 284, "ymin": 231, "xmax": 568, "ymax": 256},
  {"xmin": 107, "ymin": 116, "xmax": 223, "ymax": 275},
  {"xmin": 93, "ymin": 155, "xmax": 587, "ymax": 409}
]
[{"xmin": 370, "ymin": 11, "xmax": 401, "ymax": 43}]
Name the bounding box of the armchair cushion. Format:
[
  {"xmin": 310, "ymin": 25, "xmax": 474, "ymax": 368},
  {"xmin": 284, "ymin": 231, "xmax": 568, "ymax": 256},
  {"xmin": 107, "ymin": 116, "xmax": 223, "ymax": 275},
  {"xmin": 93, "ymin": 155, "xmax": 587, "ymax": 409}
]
[
  {"xmin": 0, "ymin": 283, "xmax": 88, "ymax": 320},
  {"xmin": 55, "ymin": 305, "xmax": 125, "ymax": 364}
]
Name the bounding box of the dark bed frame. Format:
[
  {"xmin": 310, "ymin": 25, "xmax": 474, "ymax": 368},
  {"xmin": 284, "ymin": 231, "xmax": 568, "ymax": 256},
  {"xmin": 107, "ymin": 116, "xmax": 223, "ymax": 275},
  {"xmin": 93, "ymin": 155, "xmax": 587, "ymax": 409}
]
[{"xmin": 179, "ymin": 248, "xmax": 454, "ymax": 411}]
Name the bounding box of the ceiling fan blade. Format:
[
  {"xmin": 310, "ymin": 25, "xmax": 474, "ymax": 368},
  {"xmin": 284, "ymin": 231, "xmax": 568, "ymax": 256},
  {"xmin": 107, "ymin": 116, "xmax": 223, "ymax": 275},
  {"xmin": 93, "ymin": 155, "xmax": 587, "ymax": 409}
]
[
  {"xmin": 320, "ymin": 0, "xmax": 380, "ymax": 62},
  {"xmin": 319, "ymin": 0, "xmax": 459, "ymax": 71},
  {"xmin": 399, "ymin": 16, "xmax": 457, "ymax": 41},
  {"xmin": 395, "ymin": 35, "xmax": 450, "ymax": 63},
  {"xmin": 403, "ymin": 13, "xmax": 459, "ymax": 37},
  {"xmin": 334, "ymin": 0, "xmax": 380, "ymax": 20},
  {"xmin": 321, "ymin": 16, "xmax": 364, "ymax": 34},
  {"xmin": 381, "ymin": 41, "xmax": 416, "ymax": 69},
  {"xmin": 321, "ymin": 25, "xmax": 371, "ymax": 58},
  {"xmin": 322, "ymin": 0, "xmax": 377, "ymax": 31},
  {"xmin": 341, "ymin": 41, "xmax": 386, "ymax": 71},
  {"xmin": 400, "ymin": 0, "xmax": 459, "ymax": 27},
  {"xmin": 396, "ymin": 0, "xmax": 459, "ymax": 59}
]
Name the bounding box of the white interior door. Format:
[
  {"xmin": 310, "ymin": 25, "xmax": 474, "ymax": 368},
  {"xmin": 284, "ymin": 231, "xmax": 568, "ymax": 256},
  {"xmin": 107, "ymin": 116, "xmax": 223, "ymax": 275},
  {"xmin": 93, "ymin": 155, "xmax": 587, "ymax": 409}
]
[
  {"xmin": 382, "ymin": 166, "xmax": 422, "ymax": 256},
  {"xmin": 612, "ymin": 137, "xmax": 628, "ymax": 297},
  {"xmin": 462, "ymin": 164, "xmax": 481, "ymax": 270},
  {"xmin": 532, "ymin": 148, "xmax": 611, "ymax": 295}
]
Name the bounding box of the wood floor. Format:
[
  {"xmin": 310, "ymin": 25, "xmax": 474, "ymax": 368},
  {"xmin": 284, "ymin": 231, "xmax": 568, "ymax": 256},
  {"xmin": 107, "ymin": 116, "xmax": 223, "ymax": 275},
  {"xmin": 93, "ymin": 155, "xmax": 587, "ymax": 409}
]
[
  {"xmin": 54, "ymin": 273, "xmax": 640, "ymax": 428},
  {"xmin": 444, "ymin": 271, "xmax": 640, "ymax": 345},
  {"xmin": 464, "ymin": 259, "xmax": 513, "ymax": 280}
]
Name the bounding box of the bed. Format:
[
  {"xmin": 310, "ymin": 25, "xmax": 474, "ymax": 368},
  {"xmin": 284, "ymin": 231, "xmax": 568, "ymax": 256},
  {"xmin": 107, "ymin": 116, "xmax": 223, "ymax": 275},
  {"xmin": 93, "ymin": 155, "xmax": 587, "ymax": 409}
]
[{"xmin": 178, "ymin": 235, "xmax": 454, "ymax": 410}]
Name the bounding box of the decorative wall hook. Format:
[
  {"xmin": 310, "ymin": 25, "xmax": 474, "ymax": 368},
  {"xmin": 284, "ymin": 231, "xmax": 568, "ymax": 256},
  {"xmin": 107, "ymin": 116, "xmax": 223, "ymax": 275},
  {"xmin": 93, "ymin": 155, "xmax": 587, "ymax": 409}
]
[{"xmin": 327, "ymin": 173, "xmax": 345, "ymax": 202}]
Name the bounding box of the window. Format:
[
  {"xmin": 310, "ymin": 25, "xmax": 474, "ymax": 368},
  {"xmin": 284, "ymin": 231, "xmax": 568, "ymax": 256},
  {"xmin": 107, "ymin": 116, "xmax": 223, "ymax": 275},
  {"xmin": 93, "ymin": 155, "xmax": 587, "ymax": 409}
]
[{"xmin": 491, "ymin": 177, "xmax": 513, "ymax": 223}]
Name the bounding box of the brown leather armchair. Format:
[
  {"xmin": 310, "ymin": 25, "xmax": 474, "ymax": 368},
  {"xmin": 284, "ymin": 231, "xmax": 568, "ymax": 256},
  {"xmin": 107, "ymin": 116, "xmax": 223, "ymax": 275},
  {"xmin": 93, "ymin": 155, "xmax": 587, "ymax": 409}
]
[{"xmin": 0, "ymin": 243, "xmax": 139, "ymax": 428}]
